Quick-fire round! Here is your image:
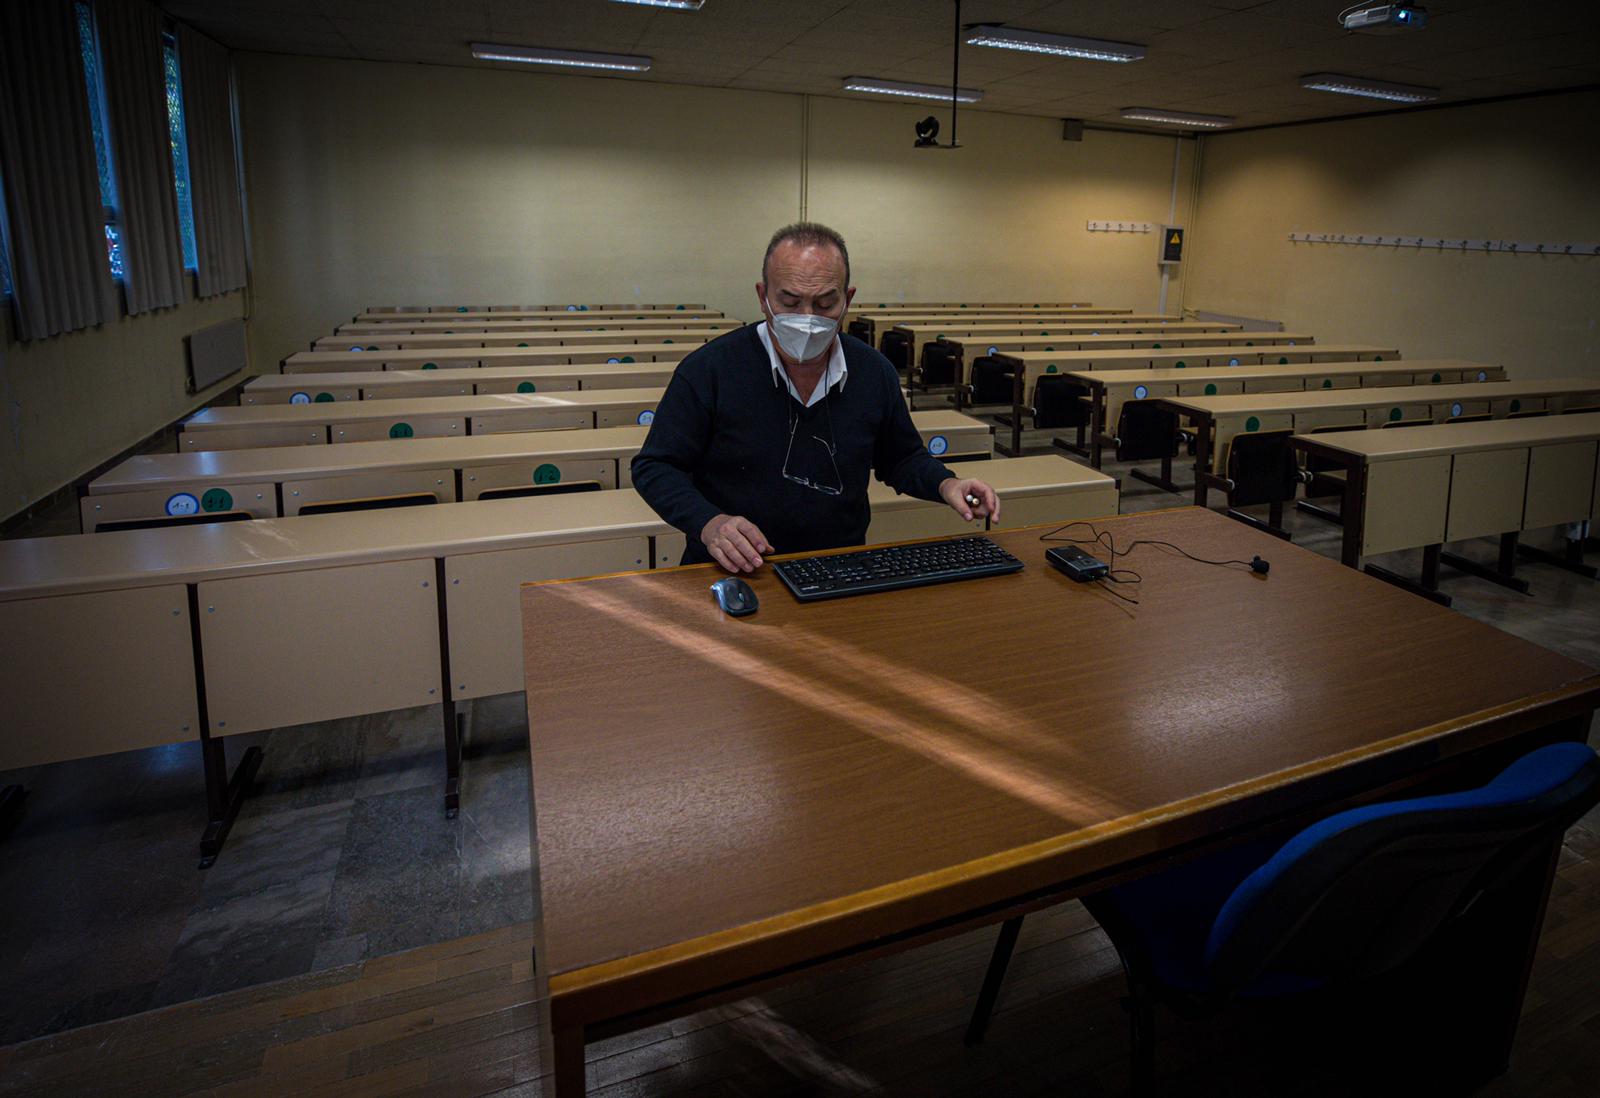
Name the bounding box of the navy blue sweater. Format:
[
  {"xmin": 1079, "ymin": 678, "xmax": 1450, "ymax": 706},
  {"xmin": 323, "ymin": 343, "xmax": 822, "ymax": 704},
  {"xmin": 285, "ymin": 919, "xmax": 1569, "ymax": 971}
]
[{"xmin": 631, "ymin": 325, "xmax": 952, "ymax": 564}]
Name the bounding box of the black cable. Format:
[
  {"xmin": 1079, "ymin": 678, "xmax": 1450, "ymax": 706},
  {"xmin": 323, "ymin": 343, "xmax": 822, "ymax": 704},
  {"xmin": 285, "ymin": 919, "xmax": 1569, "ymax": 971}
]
[{"xmin": 1039, "ymin": 521, "xmax": 1261, "ymax": 571}]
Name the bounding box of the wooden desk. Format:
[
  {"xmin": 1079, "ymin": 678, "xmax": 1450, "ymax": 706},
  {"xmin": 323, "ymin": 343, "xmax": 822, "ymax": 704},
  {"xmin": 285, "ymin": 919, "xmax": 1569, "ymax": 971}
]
[
  {"xmin": 1290, "ymin": 412, "xmax": 1600, "ymax": 603},
  {"xmin": 889, "ymin": 319, "xmax": 1225, "ymax": 376},
  {"xmin": 848, "ymin": 306, "xmax": 1122, "ymax": 344},
  {"xmin": 1162, "ymin": 378, "xmax": 1600, "ymax": 507},
  {"xmin": 352, "ymin": 309, "xmax": 723, "ymax": 324},
  {"xmin": 90, "ymin": 412, "xmax": 994, "ymax": 525},
  {"xmin": 281, "ymin": 342, "xmax": 694, "ymax": 374},
  {"xmin": 366, "ymin": 303, "xmax": 706, "ymax": 314},
  {"xmin": 310, "ymin": 329, "xmax": 718, "ymax": 353},
  {"xmin": 990, "ymin": 345, "xmax": 1401, "ymax": 456},
  {"xmin": 521, "ymin": 506, "xmax": 1600, "ymax": 1095},
  {"xmin": 243, "ymin": 362, "xmax": 681, "ymax": 404},
  {"xmin": 335, "ymin": 317, "xmax": 732, "ymax": 337}
]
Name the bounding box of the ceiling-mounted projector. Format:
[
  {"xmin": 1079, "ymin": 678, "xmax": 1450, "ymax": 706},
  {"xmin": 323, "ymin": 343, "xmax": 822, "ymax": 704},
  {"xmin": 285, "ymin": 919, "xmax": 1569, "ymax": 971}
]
[{"xmin": 1339, "ymin": 4, "xmax": 1428, "ymax": 31}]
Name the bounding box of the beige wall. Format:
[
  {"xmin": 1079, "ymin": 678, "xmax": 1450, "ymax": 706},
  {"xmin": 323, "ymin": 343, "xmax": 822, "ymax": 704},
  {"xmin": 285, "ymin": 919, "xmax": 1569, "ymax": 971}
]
[
  {"xmin": 1183, "ymin": 89, "xmax": 1600, "ymax": 379},
  {"xmin": 0, "ymin": 290, "xmax": 246, "ymax": 522},
  {"xmin": 234, "ymin": 53, "xmax": 1193, "ymax": 370}
]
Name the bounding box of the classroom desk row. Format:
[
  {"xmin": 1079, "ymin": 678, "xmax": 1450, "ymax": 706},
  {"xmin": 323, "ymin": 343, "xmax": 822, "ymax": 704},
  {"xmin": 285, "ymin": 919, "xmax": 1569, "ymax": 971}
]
[
  {"xmin": 351, "ymin": 309, "xmax": 725, "ymax": 325},
  {"xmin": 850, "ymin": 308, "xmax": 1130, "ymax": 345},
  {"xmin": 6, "ymin": 455, "xmax": 1120, "ymax": 860},
  {"xmin": 281, "ymin": 341, "xmax": 697, "ymax": 374},
  {"xmin": 244, "ymin": 361, "xmax": 678, "ymax": 403},
  {"xmin": 1292, "ymin": 412, "xmax": 1600, "ymax": 604},
  {"xmin": 87, "ymin": 413, "xmax": 994, "ymax": 527},
  {"xmin": 309, "ymin": 328, "xmax": 719, "ymax": 352},
  {"xmin": 1070, "ymin": 359, "xmax": 1505, "ymax": 469},
  {"xmin": 366, "ymin": 303, "xmax": 707, "ymax": 314},
  {"xmin": 886, "ymin": 318, "xmax": 1217, "ymax": 368},
  {"xmin": 989, "ymin": 345, "xmax": 1401, "ymax": 455},
  {"xmin": 335, "ymin": 317, "xmax": 731, "ymax": 337}
]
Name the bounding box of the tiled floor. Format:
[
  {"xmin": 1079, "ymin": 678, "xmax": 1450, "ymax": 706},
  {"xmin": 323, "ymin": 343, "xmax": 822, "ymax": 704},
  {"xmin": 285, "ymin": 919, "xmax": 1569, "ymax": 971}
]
[{"xmin": 2, "ymin": 409, "xmax": 1596, "ymax": 1051}]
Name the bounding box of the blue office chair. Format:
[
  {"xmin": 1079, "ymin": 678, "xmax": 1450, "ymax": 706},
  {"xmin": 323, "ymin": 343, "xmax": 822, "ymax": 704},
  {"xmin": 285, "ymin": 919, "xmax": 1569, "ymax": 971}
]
[{"xmin": 965, "ymin": 741, "xmax": 1600, "ymax": 1092}]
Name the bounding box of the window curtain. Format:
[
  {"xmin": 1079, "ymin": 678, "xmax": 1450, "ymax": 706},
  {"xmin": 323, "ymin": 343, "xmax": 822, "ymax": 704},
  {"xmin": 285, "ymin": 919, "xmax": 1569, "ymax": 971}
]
[
  {"xmin": 177, "ymin": 24, "xmax": 246, "ymax": 298},
  {"xmin": 0, "ymin": 0, "xmax": 116, "ymax": 340},
  {"xmin": 96, "ymin": 0, "xmax": 184, "ymax": 314}
]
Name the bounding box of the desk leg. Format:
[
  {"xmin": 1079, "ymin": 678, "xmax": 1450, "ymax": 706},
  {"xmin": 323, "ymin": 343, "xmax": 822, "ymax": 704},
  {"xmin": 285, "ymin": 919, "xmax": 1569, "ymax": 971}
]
[
  {"xmin": 190, "ymin": 585, "xmax": 263, "ymax": 868},
  {"xmin": 1515, "ymin": 535, "xmax": 1598, "ymax": 580},
  {"xmin": 0, "ymin": 784, "xmax": 27, "ymax": 840},
  {"xmin": 435, "ymin": 559, "xmax": 465, "ymax": 818},
  {"xmin": 551, "ymin": 1023, "xmax": 587, "ymax": 1097},
  {"xmin": 1365, "ymin": 544, "xmax": 1453, "ymax": 608},
  {"xmin": 1191, "ymin": 414, "xmax": 1212, "ymax": 507},
  {"xmin": 1010, "ymin": 366, "xmax": 1024, "ymax": 457},
  {"xmin": 1090, "ymin": 386, "xmax": 1108, "ymax": 468},
  {"xmin": 1440, "ymin": 532, "xmax": 1532, "ymax": 595}
]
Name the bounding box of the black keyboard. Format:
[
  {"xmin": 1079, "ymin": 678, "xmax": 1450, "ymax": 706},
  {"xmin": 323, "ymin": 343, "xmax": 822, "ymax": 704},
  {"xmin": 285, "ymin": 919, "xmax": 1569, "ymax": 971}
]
[{"xmin": 773, "ymin": 536, "xmax": 1024, "ymax": 602}]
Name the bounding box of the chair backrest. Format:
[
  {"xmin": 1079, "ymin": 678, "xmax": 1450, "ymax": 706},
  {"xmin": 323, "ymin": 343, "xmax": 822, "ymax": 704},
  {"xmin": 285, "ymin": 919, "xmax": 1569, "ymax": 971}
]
[
  {"xmin": 1115, "ymin": 402, "xmax": 1179, "ymax": 463},
  {"xmin": 846, "ymin": 319, "xmax": 872, "ymax": 343},
  {"xmin": 1033, "ymin": 376, "xmax": 1090, "ymax": 429},
  {"xmin": 970, "ymin": 357, "xmax": 1015, "ymax": 405},
  {"xmin": 1304, "ymin": 422, "xmax": 1365, "ymax": 476},
  {"xmin": 918, "ymin": 341, "xmax": 959, "ymax": 386},
  {"xmin": 1223, "ymin": 429, "xmax": 1298, "ymax": 506},
  {"xmin": 1203, "ymin": 742, "xmax": 1600, "ymax": 998},
  {"xmin": 879, "ymin": 330, "xmax": 912, "ymax": 373}
]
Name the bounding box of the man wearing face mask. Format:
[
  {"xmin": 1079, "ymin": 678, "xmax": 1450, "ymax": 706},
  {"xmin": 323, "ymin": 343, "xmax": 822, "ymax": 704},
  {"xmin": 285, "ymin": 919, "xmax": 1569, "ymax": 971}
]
[{"xmin": 632, "ymin": 222, "xmax": 999, "ymax": 573}]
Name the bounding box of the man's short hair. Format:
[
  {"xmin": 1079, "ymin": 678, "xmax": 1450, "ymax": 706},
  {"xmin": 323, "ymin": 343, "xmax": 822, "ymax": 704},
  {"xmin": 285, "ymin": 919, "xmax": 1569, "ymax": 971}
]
[{"xmin": 762, "ymin": 222, "xmax": 851, "ymax": 290}]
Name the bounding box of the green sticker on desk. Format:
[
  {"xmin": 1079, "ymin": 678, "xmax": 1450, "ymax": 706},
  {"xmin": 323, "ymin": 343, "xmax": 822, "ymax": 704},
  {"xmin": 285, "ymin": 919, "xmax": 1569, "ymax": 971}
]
[
  {"xmin": 389, "ymin": 422, "xmax": 414, "ymax": 438},
  {"xmin": 1431, "ymin": 373, "xmax": 1442, "ymax": 383},
  {"xmin": 1245, "ymin": 416, "xmax": 1260, "ymax": 432},
  {"xmin": 1204, "ymin": 383, "xmax": 1217, "ymax": 395},
  {"xmin": 367, "ymin": 345, "xmax": 378, "ymax": 351},
  {"xmin": 1389, "ymin": 407, "xmax": 1402, "ymax": 421},
  {"xmin": 1322, "ymin": 379, "xmax": 1333, "ymax": 389},
  {"xmin": 518, "ymin": 342, "xmax": 529, "ymax": 347},
  {"xmin": 1046, "ymin": 364, "xmax": 1058, "ymax": 373},
  {"xmin": 315, "ymin": 392, "xmax": 335, "ymax": 402},
  {"xmin": 664, "ymin": 338, "xmax": 674, "ymax": 343},
  {"xmin": 517, "ymin": 382, "xmax": 536, "ymax": 393},
  {"xmin": 621, "ymin": 355, "xmax": 635, "ymax": 363},
  {"xmin": 456, "ymin": 306, "xmax": 467, "ymax": 313},
  {"xmin": 1040, "ymin": 331, "xmax": 1049, "ymax": 336},
  {"xmin": 533, "ymin": 463, "xmax": 561, "ymax": 484},
  {"xmin": 675, "ymin": 304, "xmax": 685, "ymax": 310},
  {"xmin": 1373, "ymin": 356, "xmax": 1384, "ymax": 361},
  {"xmin": 1045, "ymin": 346, "xmax": 1054, "ymax": 352},
  {"xmin": 1152, "ymin": 343, "xmax": 1162, "ymax": 349},
  {"xmin": 201, "ymin": 488, "xmax": 233, "ymax": 512},
  {"xmin": 1511, "ymin": 399, "xmax": 1522, "ymax": 412},
  {"xmin": 1175, "ymin": 360, "xmax": 1187, "ymax": 369},
  {"xmin": 1278, "ymin": 356, "xmax": 1289, "ymax": 364},
  {"xmin": 422, "ymin": 362, "xmax": 438, "ymax": 370}
]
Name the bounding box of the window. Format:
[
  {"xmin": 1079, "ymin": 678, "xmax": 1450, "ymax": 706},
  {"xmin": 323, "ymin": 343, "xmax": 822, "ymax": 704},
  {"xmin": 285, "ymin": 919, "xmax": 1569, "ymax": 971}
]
[
  {"xmin": 75, "ymin": 0, "xmax": 123, "ymax": 279},
  {"xmin": 162, "ymin": 31, "xmax": 197, "ymax": 270}
]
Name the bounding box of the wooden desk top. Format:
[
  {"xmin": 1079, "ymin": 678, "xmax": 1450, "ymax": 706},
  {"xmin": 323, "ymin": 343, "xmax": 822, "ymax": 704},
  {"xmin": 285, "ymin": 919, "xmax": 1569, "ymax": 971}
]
[
  {"xmin": 0, "ymin": 490, "xmax": 673, "ymax": 601},
  {"xmin": 1160, "ymin": 378, "xmax": 1598, "ymax": 418},
  {"xmin": 853, "ymin": 303, "xmax": 1102, "ymax": 312},
  {"xmin": 246, "ymin": 362, "xmax": 680, "ymax": 394},
  {"xmin": 867, "ymin": 453, "xmax": 1110, "ymax": 506},
  {"xmin": 1068, "ymin": 359, "xmax": 1493, "ymax": 388},
  {"xmin": 311, "ymin": 329, "xmax": 715, "ymax": 351},
  {"xmin": 1295, "ymin": 411, "xmax": 1600, "ymax": 463},
  {"xmin": 521, "ymin": 507, "xmax": 1600, "ymax": 1024},
  {"xmin": 353, "ymin": 311, "xmax": 724, "ymax": 324},
  {"xmin": 946, "ymin": 331, "xmax": 1312, "ymax": 349},
  {"xmin": 337, "ymin": 318, "xmax": 735, "ymax": 335},
  {"xmin": 998, "ymin": 344, "xmax": 1398, "ymax": 364},
  {"xmin": 90, "ymin": 427, "xmax": 654, "ymax": 492},
  {"xmin": 283, "ymin": 343, "xmax": 695, "ymax": 371},
  {"xmin": 892, "ymin": 318, "xmax": 1208, "ymax": 335},
  {"xmin": 185, "ymin": 389, "xmax": 668, "ymax": 430}
]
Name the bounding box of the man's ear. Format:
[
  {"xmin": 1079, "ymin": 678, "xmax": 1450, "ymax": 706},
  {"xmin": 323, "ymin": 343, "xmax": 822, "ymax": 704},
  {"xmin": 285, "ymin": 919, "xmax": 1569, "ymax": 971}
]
[{"xmin": 844, "ymin": 285, "xmax": 856, "ymax": 308}]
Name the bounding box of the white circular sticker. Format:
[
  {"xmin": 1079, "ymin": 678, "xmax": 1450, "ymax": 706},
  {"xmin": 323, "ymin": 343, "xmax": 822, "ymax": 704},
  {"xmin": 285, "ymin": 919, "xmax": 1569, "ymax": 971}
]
[
  {"xmin": 290, "ymin": 392, "xmax": 311, "ymax": 404},
  {"xmin": 928, "ymin": 435, "xmax": 949, "ymax": 456},
  {"xmin": 1134, "ymin": 384, "xmax": 1149, "ymax": 399},
  {"xmin": 566, "ymin": 304, "xmax": 578, "ymax": 311},
  {"xmin": 607, "ymin": 357, "xmax": 621, "ymax": 363},
  {"xmin": 637, "ymin": 410, "xmax": 655, "ymax": 425},
  {"xmin": 1477, "ymin": 370, "xmax": 1488, "ymax": 382},
  {"xmin": 350, "ymin": 345, "xmax": 363, "ymax": 352},
  {"xmin": 165, "ymin": 492, "xmax": 200, "ymax": 517},
  {"xmin": 1451, "ymin": 402, "xmax": 1463, "ymax": 417},
  {"xmin": 1228, "ymin": 357, "xmax": 1240, "ymax": 366},
  {"xmin": 987, "ymin": 346, "xmax": 998, "ymax": 355},
  {"xmin": 1288, "ymin": 340, "xmax": 1297, "ymax": 346},
  {"xmin": 1091, "ymin": 331, "xmax": 1100, "ymax": 336}
]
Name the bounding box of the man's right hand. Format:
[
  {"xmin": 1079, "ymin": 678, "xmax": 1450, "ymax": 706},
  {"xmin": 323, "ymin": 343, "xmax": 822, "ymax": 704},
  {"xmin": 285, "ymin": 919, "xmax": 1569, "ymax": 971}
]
[{"xmin": 702, "ymin": 514, "xmax": 772, "ymax": 573}]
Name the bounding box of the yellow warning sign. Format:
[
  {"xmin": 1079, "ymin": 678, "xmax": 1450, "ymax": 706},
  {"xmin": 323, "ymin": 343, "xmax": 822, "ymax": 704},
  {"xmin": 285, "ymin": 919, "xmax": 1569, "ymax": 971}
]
[{"xmin": 1169, "ymin": 232, "xmax": 1181, "ymax": 245}]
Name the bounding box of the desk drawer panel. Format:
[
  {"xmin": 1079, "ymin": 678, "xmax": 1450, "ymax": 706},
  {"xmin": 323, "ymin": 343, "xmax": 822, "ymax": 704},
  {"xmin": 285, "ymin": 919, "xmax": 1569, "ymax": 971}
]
[
  {"xmin": 182, "ymin": 425, "xmax": 328, "ymax": 451},
  {"xmin": 577, "ymin": 372, "xmax": 675, "ymax": 391},
  {"xmin": 1292, "ymin": 410, "xmax": 1365, "ymax": 434},
  {"xmin": 1446, "ymin": 449, "xmax": 1529, "ymax": 542},
  {"xmin": 333, "ymin": 414, "xmax": 465, "ymax": 443},
  {"xmin": 474, "ymin": 377, "xmax": 581, "ymax": 395},
  {"xmin": 654, "ymin": 531, "xmax": 686, "ymax": 568},
  {"xmin": 1523, "ymin": 441, "xmax": 1598, "ymax": 530},
  {"xmin": 1362, "ymin": 456, "xmax": 1450, "ymax": 557},
  {"xmin": 0, "ymin": 586, "xmax": 199, "ymax": 769},
  {"xmin": 1492, "ymin": 397, "xmax": 1546, "ymax": 417},
  {"xmin": 1413, "ymin": 369, "xmax": 1463, "ymax": 385},
  {"xmin": 989, "ymin": 485, "xmax": 1119, "ymax": 531},
  {"xmin": 865, "ymin": 503, "xmax": 977, "ymax": 545},
  {"xmin": 1308, "ymin": 374, "xmax": 1360, "ymax": 390},
  {"xmin": 596, "ymin": 405, "xmax": 659, "ymax": 430},
  {"xmin": 284, "ymin": 358, "xmax": 383, "ymax": 374},
  {"xmin": 1240, "ymin": 377, "xmax": 1301, "ymax": 394},
  {"xmin": 282, "ymin": 469, "xmax": 455, "ymax": 515},
  {"xmin": 198, "ymin": 558, "xmax": 440, "ymax": 735},
  {"xmin": 447, "ymin": 538, "xmax": 651, "ymax": 700},
  {"xmin": 571, "ymin": 350, "xmax": 644, "ymax": 365},
  {"xmin": 245, "ymin": 386, "xmax": 358, "ymax": 405},
  {"xmin": 470, "ymin": 409, "xmax": 591, "ymax": 434},
  {"xmin": 363, "ymin": 381, "xmax": 473, "ymax": 400},
  {"xmin": 1106, "ymin": 383, "xmax": 1178, "ymax": 427},
  {"xmin": 405, "ymin": 356, "xmax": 479, "ymax": 370},
  {"xmin": 82, "ymin": 483, "xmax": 277, "ymax": 528},
  {"xmin": 1369, "ymin": 402, "xmax": 1432, "ymax": 426},
  {"xmin": 1176, "ymin": 380, "xmax": 1243, "ymax": 398},
  {"xmin": 488, "ymin": 335, "xmax": 565, "ymax": 348},
  {"xmin": 461, "ymin": 459, "xmax": 616, "ymax": 500},
  {"xmin": 920, "ymin": 424, "xmax": 994, "ymax": 460},
  {"xmin": 1205, "ymin": 352, "xmax": 1268, "ymax": 367},
  {"xmin": 1438, "ymin": 398, "xmax": 1491, "ymax": 422}
]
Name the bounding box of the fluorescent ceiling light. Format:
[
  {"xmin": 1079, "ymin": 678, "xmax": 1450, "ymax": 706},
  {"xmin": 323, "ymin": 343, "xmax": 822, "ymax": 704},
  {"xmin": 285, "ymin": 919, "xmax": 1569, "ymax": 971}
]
[
  {"xmin": 470, "ymin": 43, "xmax": 651, "ymax": 72},
  {"xmin": 1120, "ymin": 107, "xmax": 1233, "ymax": 128},
  {"xmin": 965, "ymin": 26, "xmax": 1145, "ymax": 63},
  {"xmin": 1300, "ymin": 72, "xmax": 1438, "ymax": 103},
  {"xmin": 842, "ymin": 77, "xmax": 983, "ymax": 103},
  {"xmin": 609, "ymin": 0, "xmax": 705, "ymax": 9}
]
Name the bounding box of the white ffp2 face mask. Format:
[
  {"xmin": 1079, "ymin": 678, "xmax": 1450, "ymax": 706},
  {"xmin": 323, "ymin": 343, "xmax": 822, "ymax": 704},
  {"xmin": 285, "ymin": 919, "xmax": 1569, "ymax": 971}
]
[{"xmin": 765, "ymin": 297, "xmax": 840, "ymax": 363}]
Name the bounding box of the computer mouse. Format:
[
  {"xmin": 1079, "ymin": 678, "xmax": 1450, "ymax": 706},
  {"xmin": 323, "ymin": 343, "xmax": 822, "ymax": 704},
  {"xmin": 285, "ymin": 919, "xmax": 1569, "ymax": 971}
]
[{"xmin": 710, "ymin": 576, "xmax": 759, "ymax": 617}]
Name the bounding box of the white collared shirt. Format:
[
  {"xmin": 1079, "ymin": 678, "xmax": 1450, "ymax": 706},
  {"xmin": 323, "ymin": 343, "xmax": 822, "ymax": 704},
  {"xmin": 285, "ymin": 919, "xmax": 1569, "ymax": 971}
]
[{"xmin": 757, "ymin": 321, "xmax": 848, "ymax": 409}]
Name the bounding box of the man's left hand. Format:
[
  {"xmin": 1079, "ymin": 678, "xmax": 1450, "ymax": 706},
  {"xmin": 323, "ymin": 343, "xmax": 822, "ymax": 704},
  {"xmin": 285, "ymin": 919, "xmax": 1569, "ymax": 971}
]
[{"xmin": 938, "ymin": 476, "xmax": 1000, "ymax": 523}]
